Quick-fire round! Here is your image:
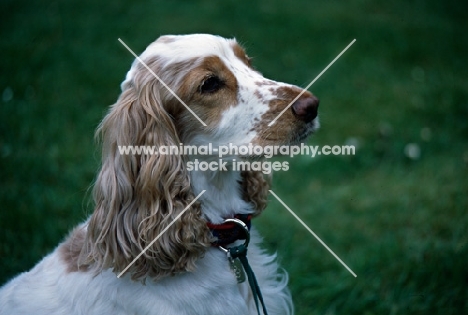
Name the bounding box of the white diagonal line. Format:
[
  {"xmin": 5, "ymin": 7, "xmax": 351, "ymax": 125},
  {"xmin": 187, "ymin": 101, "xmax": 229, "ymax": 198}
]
[
  {"xmin": 268, "ymin": 39, "xmax": 356, "ymax": 127},
  {"xmin": 118, "ymin": 38, "xmax": 207, "ymax": 127},
  {"xmin": 269, "ymin": 189, "xmax": 357, "ymax": 277},
  {"xmin": 117, "ymin": 190, "xmax": 206, "ymax": 278}
]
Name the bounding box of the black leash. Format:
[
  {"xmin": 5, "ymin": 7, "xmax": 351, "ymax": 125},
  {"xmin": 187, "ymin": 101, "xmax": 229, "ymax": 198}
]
[
  {"xmin": 228, "ymin": 244, "xmax": 268, "ymax": 315},
  {"xmin": 216, "ymin": 218, "xmax": 268, "ymax": 315}
]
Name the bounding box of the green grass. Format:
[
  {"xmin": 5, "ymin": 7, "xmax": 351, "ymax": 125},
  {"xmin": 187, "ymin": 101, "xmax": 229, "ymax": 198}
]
[{"xmin": 1, "ymin": 0, "xmax": 467, "ymax": 314}]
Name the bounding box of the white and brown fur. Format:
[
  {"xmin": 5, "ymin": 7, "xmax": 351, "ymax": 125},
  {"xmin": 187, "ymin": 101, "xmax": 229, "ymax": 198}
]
[{"xmin": 0, "ymin": 34, "xmax": 319, "ymax": 315}]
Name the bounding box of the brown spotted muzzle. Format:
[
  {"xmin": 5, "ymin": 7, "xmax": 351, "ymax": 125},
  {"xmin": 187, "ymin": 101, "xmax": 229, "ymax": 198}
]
[{"xmin": 291, "ymin": 95, "xmax": 319, "ymax": 123}]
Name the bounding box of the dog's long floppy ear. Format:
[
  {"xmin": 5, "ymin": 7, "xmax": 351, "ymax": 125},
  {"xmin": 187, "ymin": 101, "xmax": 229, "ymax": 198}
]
[
  {"xmin": 81, "ymin": 70, "xmax": 211, "ymax": 281},
  {"xmin": 240, "ymin": 170, "xmax": 271, "ymax": 216}
]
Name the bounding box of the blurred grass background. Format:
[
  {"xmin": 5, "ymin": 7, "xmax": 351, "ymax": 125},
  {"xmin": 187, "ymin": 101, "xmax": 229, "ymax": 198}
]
[{"xmin": 0, "ymin": 0, "xmax": 467, "ymax": 314}]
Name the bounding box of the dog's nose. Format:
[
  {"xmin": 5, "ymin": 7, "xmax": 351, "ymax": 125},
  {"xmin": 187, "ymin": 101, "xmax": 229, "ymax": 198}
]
[{"xmin": 291, "ymin": 95, "xmax": 319, "ymax": 122}]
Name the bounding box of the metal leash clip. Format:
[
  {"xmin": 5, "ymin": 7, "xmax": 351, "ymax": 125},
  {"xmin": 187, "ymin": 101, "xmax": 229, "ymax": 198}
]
[{"xmin": 218, "ymin": 218, "xmax": 250, "ymax": 283}]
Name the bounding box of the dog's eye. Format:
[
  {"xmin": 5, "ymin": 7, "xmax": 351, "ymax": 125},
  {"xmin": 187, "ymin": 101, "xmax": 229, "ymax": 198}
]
[{"xmin": 200, "ymin": 76, "xmax": 223, "ymax": 94}]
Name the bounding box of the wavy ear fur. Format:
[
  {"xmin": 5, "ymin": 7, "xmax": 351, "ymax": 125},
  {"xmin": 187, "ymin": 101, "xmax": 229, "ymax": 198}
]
[
  {"xmin": 81, "ymin": 77, "xmax": 210, "ymax": 281},
  {"xmin": 240, "ymin": 170, "xmax": 271, "ymax": 216}
]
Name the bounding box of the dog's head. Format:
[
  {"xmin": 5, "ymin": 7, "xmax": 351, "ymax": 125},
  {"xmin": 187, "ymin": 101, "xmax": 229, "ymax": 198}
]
[
  {"xmin": 122, "ymin": 34, "xmax": 319, "ymax": 149},
  {"xmin": 82, "ymin": 34, "xmax": 318, "ymax": 281}
]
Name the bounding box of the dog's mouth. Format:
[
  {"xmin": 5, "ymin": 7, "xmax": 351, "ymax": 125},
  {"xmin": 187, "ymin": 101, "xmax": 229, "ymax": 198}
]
[
  {"xmin": 289, "ymin": 118, "xmax": 319, "ymax": 144},
  {"xmin": 235, "ymin": 117, "xmax": 318, "ymax": 160},
  {"xmin": 257, "ymin": 116, "xmax": 319, "ymax": 146}
]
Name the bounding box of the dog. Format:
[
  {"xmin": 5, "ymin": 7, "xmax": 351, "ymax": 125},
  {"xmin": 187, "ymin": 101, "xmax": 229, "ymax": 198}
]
[{"xmin": 0, "ymin": 34, "xmax": 319, "ymax": 315}]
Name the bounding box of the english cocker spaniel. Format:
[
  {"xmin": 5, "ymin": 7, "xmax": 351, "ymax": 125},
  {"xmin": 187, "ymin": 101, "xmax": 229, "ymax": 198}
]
[{"xmin": 0, "ymin": 34, "xmax": 319, "ymax": 315}]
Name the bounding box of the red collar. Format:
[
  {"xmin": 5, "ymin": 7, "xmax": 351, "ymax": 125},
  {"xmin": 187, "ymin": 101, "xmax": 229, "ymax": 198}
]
[{"xmin": 207, "ymin": 214, "xmax": 252, "ymax": 247}]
